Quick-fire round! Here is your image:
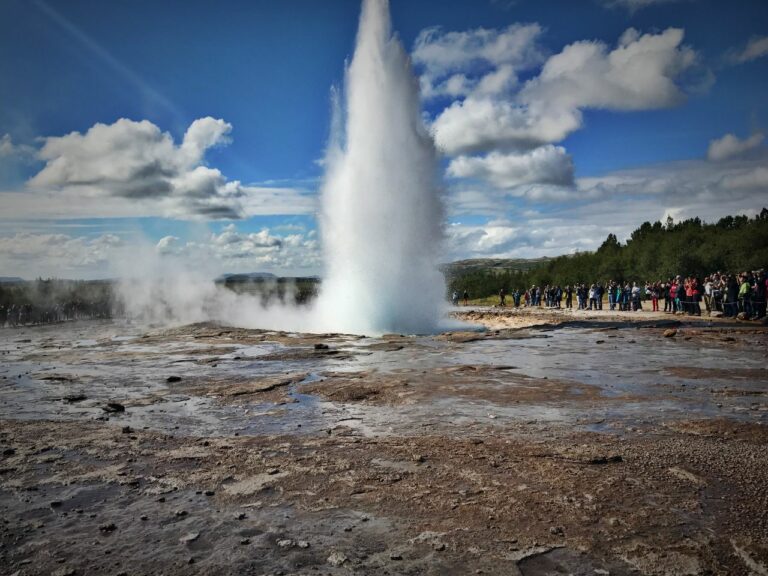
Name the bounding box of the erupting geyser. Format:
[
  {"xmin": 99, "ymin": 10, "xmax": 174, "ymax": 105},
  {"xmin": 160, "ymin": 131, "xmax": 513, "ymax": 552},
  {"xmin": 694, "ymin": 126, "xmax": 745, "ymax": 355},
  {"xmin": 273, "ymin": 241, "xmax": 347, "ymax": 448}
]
[
  {"xmin": 115, "ymin": 0, "xmax": 446, "ymax": 336},
  {"xmin": 316, "ymin": 0, "xmax": 445, "ymax": 335}
]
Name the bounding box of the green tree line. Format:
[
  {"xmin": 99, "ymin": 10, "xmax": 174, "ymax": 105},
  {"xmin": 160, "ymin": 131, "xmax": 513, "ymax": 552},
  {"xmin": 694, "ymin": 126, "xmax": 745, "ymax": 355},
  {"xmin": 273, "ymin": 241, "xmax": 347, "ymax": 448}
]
[
  {"xmin": 0, "ymin": 278, "xmax": 114, "ymax": 309},
  {"xmin": 446, "ymin": 209, "xmax": 768, "ymax": 299}
]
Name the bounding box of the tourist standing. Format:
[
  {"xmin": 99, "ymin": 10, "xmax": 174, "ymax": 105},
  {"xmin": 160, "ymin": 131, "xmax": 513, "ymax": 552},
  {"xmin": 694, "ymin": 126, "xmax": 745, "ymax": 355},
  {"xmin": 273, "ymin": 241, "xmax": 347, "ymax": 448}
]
[
  {"xmin": 703, "ymin": 277, "xmax": 712, "ymax": 314},
  {"xmin": 739, "ymin": 274, "xmax": 752, "ymax": 317},
  {"xmin": 725, "ymin": 275, "xmax": 739, "ymax": 317}
]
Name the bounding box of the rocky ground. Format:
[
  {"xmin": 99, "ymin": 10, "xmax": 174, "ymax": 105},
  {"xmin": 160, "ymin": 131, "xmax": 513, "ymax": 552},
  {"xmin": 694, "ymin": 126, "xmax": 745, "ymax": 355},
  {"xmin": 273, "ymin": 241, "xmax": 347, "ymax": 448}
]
[{"xmin": 1, "ymin": 312, "xmax": 767, "ymax": 575}]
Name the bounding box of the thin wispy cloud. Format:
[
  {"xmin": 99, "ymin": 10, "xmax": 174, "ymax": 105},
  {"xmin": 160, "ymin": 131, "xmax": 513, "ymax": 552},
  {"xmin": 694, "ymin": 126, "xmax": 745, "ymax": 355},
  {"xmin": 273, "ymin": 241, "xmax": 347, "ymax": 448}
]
[
  {"xmin": 598, "ymin": 0, "xmax": 695, "ymax": 15},
  {"xmin": 726, "ymin": 35, "xmax": 768, "ymax": 65}
]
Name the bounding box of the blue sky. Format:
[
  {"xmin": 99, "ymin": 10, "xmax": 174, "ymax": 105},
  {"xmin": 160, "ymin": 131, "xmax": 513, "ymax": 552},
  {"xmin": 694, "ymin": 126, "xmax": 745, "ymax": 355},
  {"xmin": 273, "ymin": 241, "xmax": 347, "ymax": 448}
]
[{"xmin": 1, "ymin": 0, "xmax": 767, "ymax": 279}]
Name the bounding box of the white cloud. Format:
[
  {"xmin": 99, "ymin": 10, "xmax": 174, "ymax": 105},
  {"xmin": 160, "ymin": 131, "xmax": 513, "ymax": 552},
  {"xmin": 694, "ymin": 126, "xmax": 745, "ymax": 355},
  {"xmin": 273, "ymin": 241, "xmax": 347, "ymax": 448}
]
[
  {"xmin": 599, "ymin": 0, "xmax": 693, "ymax": 13},
  {"xmin": 1, "ymin": 118, "xmax": 316, "ymax": 221},
  {"xmin": 447, "ymin": 145, "xmax": 574, "ymax": 189},
  {"xmin": 156, "ymin": 235, "xmax": 183, "ymax": 255},
  {"xmin": 445, "ymin": 218, "xmax": 606, "ymax": 261},
  {"xmin": 432, "ymin": 98, "xmax": 581, "ymax": 155},
  {"xmin": 180, "ymin": 117, "xmax": 232, "ymax": 161},
  {"xmin": 0, "ymin": 134, "xmax": 35, "ymax": 159},
  {"xmin": 474, "ymin": 65, "xmax": 518, "ymax": 97},
  {"xmin": 209, "ymin": 225, "xmax": 319, "ymax": 271},
  {"xmin": 0, "ymin": 232, "xmax": 123, "ymax": 278},
  {"xmin": 0, "ymin": 134, "xmax": 37, "ymax": 169},
  {"xmin": 445, "ymin": 179, "xmax": 765, "ymax": 262},
  {"xmin": 442, "ymin": 141, "xmax": 768, "ymax": 260},
  {"xmin": 577, "ymin": 151, "xmax": 768, "ymax": 202},
  {"xmin": 413, "ymin": 23, "xmax": 544, "ymax": 78},
  {"xmin": 0, "ymin": 134, "xmax": 38, "ymax": 186},
  {"xmin": 720, "ymin": 167, "xmax": 768, "ymax": 191},
  {"xmin": 728, "ymin": 35, "xmax": 768, "ymax": 64},
  {"xmin": 420, "ymin": 73, "xmax": 477, "ymax": 100},
  {"xmin": 0, "ymin": 134, "xmax": 14, "ymax": 157},
  {"xmin": 522, "ymin": 28, "xmax": 695, "ymax": 111},
  {"xmin": 431, "ymin": 27, "xmax": 698, "ymax": 156},
  {"xmin": 707, "ymin": 132, "xmax": 764, "ymax": 162},
  {"xmin": 156, "ymin": 224, "xmax": 321, "ymax": 272},
  {"xmin": 0, "ymin": 224, "xmax": 321, "ymax": 280},
  {"xmin": 27, "ymin": 117, "xmax": 244, "ymax": 219},
  {"xmin": 414, "ymin": 24, "xmax": 544, "ymax": 100},
  {"xmin": 210, "ymin": 224, "xmax": 282, "ymax": 252}
]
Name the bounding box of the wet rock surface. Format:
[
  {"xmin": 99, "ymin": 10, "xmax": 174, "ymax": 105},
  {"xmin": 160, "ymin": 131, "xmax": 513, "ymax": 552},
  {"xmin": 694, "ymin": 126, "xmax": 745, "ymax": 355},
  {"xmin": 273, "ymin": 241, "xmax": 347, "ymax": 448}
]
[{"xmin": 0, "ymin": 315, "xmax": 767, "ymax": 575}]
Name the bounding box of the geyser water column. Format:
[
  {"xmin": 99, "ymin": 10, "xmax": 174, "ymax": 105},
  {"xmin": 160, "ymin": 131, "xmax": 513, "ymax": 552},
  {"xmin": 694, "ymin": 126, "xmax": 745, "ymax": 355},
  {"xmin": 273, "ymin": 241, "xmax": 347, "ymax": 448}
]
[{"xmin": 317, "ymin": 0, "xmax": 445, "ymax": 335}]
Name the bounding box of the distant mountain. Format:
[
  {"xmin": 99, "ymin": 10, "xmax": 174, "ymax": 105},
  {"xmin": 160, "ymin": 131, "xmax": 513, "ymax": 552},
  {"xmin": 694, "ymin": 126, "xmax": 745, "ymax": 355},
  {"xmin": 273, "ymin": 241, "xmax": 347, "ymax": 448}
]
[
  {"xmin": 442, "ymin": 257, "xmax": 551, "ymax": 274},
  {"xmin": 0, "ymin": 276, "xmax": 24, "ymax": 284}
]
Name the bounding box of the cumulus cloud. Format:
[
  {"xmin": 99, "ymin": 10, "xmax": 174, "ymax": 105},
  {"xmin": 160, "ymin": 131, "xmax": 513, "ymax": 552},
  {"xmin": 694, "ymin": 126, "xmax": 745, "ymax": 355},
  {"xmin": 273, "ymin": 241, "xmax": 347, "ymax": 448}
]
[
  {"xmin": 523, "ymin": 28, "xmax": 695, "ymax": 111},
  {"xmin": 5, "ymin": 118, "xmax": 315, "ymax": 221},
  {"xmin": 707, "ymin": 132, "xmax": 765, "ymax": 162},
  {"xmin": 447, "ymin": 145, "xmax": 574, "ymax": 190},
  {"xmin": 432, "ymin": 98, "xmax": 580, "ymax": 155},
  {"xmin": 431, "ymin": 27, "xmax": 698, "ymax": 156},
  {"xmin": 728, "ymin": 35, "xmax": 768, "ymax": 64},
  {"xmin": 210, "ymin": 224, "xmax": 282, "ymax": 253},
  {"xmin": 156, "ymin": 235, "xmax": 183, "ymax": 256},
  {"xmin": 413, "ymin": 24, "xmax": 545, "ymax": 99},
  {"xmin": 27, "ymin": 117, "xmax": 245, "ymax": 218}
]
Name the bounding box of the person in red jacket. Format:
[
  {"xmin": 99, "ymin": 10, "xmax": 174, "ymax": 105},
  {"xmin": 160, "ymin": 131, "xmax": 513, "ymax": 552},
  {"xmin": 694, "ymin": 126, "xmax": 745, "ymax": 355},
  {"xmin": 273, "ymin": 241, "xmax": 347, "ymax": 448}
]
[
  {"xmin": 669, "ymin": 279, "xmax": 678, "ymax": 313},
  {"xmin": 690, "ymin": 278, "xmax": 701, "ymax": 316}
]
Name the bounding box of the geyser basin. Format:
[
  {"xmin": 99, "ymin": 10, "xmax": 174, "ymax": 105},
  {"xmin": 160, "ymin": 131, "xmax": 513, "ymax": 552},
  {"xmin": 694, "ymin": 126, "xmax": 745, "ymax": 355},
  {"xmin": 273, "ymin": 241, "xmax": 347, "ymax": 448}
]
[
  {"xmin": 315, "ymin": 0, "xmax": 446, "ymax": 335},
  {"xmin": 3, "ymin": 319, "xmax": 767, "ymax": 574}
]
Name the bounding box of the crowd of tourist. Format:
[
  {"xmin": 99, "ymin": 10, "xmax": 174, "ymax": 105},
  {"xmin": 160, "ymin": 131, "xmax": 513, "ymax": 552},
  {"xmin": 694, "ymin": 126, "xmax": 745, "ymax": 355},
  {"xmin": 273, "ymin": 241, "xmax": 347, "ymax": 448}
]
[{"xmin": 482, "ymin": 270, "xmax": 767, "ymax": 320}]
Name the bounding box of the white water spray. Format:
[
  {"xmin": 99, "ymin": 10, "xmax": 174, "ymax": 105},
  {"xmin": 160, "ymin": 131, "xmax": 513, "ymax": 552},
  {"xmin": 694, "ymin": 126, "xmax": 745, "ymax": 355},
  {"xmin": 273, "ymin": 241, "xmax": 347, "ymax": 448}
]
[{"xmin": 315, "ymin": 0, "xmax": 445, "ymax": 335}]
